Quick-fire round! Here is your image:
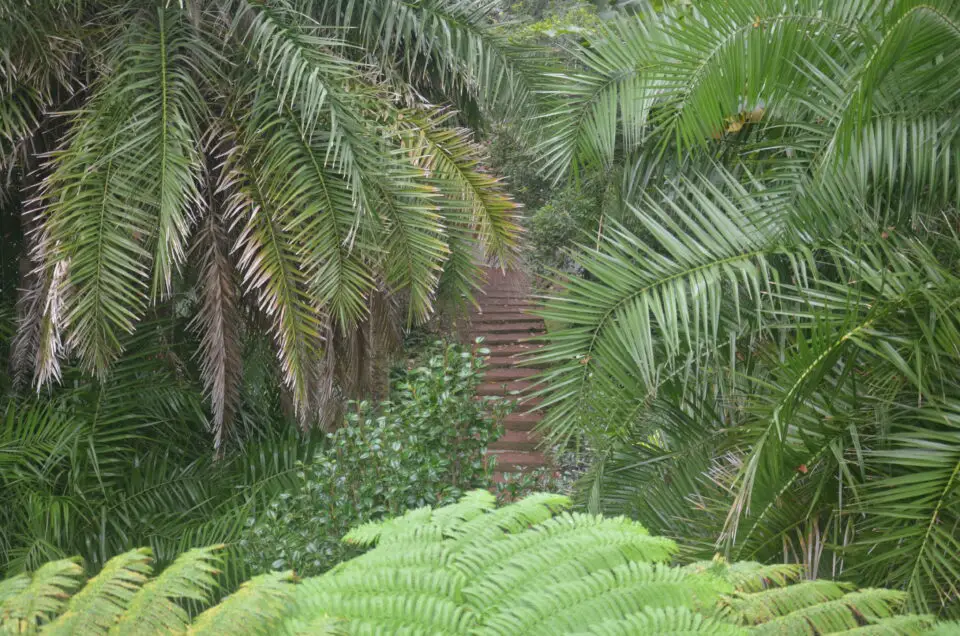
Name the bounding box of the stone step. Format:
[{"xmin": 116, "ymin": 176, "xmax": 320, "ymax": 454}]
[
  {"xmin": 483, "ymin": 367, "xmax": 540, "ymax": 381},
  {"xmin": 489, "ymin": 429, "xmax": 541, "ymax": 451}
]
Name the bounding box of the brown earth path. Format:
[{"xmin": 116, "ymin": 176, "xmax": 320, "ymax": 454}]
[{"xmin": 466, "ymin": 267, "xmax": 550, "ymax": 482}]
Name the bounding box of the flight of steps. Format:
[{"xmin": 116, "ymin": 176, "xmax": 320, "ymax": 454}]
[{"xmin": 467, "ymin": 268, "xmax": 550, "ymax": 482}]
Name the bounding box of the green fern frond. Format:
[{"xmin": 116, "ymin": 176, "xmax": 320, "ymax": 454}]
[
  {"xmin": 581, "ymin": 606, "xmax": 746, "ymax": 636},
  {"xmin": 0, "ymin": 559, "xmax": 83, "ymax": 632},
  {"xmin": 729, "ymin": 579, "xmax": 854, "ymax": 624},
  {"xmin": 482, "ymin": 562, "xmax": 730, "ymax": 635},
  {"xmin": 43, "ymin": 549, "xmax": 152, "ymax": 635},
  {"xmin": 109, "ymin": 545, "xmax": 222, "ymax": 635},
  {"xmin": 747, "ymin": 589, "xmax": 907, "ymax": 635},
  {"xmin": 831, "ymin": 614, "xmax": 938, "ymax": 635},
  {"xmin": 188, "ymin": 571, "xmax": 297, "ymax": 635}
]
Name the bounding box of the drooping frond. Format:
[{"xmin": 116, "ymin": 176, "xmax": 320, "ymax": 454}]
[
  {"xmin": 190, "ymin": 199, "xmax": 242, "ymax": 450},
  {"xmin": 223, "ymin": 153, "xmax": 322, "ymax": 417},
  {"xmin": 404, "ymin": 111, "xmax": 521, "ymax": 269}
]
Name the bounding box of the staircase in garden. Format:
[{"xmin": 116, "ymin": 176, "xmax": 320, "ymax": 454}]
[{"xmin": 467, "ymin": 267, "xmax": 549, "ymax": 482}]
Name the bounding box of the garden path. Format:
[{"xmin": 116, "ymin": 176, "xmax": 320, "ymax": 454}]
[{"xmin": 467, "ymin": 267, "xmax": 550, "ymax": 482}]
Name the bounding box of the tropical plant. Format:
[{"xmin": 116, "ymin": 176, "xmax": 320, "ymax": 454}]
[
  {"xmin": 530, "ymin": 0, "xmax": 960, "ymax": 616},
  {"xmin": 3, "ymin": 491, "xmax": 956, "ymax": 634},
  {"xmin": 0, "ymin": 315, "xmax": 318, "ymax": 578},
  {"xmin": 241, "ymin": 341, "xmax": 508, "ymax": 576},
  {"xmin": 0, "ymin": 0, "xmax": 530, "ymax": 445}
]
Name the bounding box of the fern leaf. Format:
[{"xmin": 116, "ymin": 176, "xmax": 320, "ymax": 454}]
[
  {"xmin": 831, "ymin": 614, "xmax": 937, "ymax": 635},
  {"xmin": 0, "ymin": 559, "xmax": 83, "ymax": 632},
  {"xmin": 748, "ymin": 589, "xmax": 907, "ymax": 635},
  {"xmin": 582, "ymin": 606, "xmax": 746, "ymax": 636},
  {"xmin": 188, "ymin": 571, "xmax": 297, "ymax": 635},
  {"xmin": 43, "ymin": 549, "xmax": 152, "ymax": 635},
  {"xmin": 108, "ymin": 545, "xmax": 222, "ymax": 635}
]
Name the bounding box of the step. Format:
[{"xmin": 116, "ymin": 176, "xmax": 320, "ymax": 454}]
[
  {"xmin": 469, "ymin": 312, "xmax": 541, "ymax": 323},
  {"xmin": 489, "ymin": 429, "xmax": 541, "ymax": 451},
  {"xmin": 482, "ymin": 367, "xmax": 540, "ymax": 381},
  {"xmin": 503, "ymin": 411, "xmax": 543, "ymax": 430},
  {"xmin": 480, "ymin": 290, "xmax": 533, "ymax": 299},
  {"xmin": 487, "ymin": 450, "xmax": 548, "ymax": 471},
  {"xmin": 483, "ymin": 357, "xmax": 548, "ymax": 371},
  {"xmin": 479, "ymin": 342, "xmax": 542, "ymax": 355},
  {"xmin": 477, "ymin": 332, "xmax": 542, "ymax": 345},
  {"xmin": 475, "ymin": 297, "xmax": 534, "ymax": 308},
  {"xmin": 472, "ymin": 323, "xmax": 544, "ymax": 335},
  {"xmin": 477, "ymin": 381, "xmax": 542, "ymax": 396}
]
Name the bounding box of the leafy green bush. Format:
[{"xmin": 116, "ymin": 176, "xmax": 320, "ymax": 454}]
[
  {"xmin": 240, "ymin": 342, "xmax": 508, "ymax": 576},
  {"xmin": 527, "ymin": 180, "xmax": 609, "ymax": 275},
  {"xmin": 5, "ymin": 492, "xmax": 956, "ymax": 635}
]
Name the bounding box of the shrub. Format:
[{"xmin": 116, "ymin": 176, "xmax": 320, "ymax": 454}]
[
  {"xmin": 240, "ymin": 342, "xmax": 508, "ymax": 576},
  {"xmin": 3, "ymin": 492, "xmax": 954, "ymax": 635}
]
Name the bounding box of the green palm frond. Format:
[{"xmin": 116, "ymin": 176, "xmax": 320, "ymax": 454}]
[
  {"xmin": 856, "ymin": 398, "xmax": 960, "ymax": 614},
  {"xmin": 532, "ymin": 172, "xmax": 804, "ymax": 443},
  {"xmin": 8, "ymin": 0, "xmax": 525, "ymax": 425}
]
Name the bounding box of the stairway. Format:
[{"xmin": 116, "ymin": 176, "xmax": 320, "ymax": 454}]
[{"xmin": 467, "ymin": 268, "xmax": 549, "ymax": 481}]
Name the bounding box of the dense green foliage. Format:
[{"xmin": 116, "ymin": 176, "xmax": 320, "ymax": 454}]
[
  {"xmin": 3, "ymin": 492, "xmax": 957, "ymax": 634},
  {"xmin": 531, "ymin": 0, "xmax": 960, "ymax": 616},
  {"xmin": 0, "ymin": 323, "xmax": 315, "ymax": 577},
  {"xmin": 240, "ymin": 342, "xmax": 507, "ymax": 576},
  {"xmin": 0, "ymin": 0, "xmax": 527, "ymax": 443}
]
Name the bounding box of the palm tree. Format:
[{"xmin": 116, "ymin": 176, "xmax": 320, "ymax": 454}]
[
  {"xmin": 0, "ymin": 0, "xmax": 532, "ymax": 443},
  {"xmin": 532, "ymin": 0, "xmax": 960, "ymax": 615}
]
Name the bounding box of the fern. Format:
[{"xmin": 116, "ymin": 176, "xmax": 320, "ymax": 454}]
[
  {"xmin": 0, "ymin": 491, "xmax": 952, "ymax": 634},
  {"xmin": 44, "ymin": 549, "xmax": 152, "ymax": 635},
  {"xmin": 0, "ymin": 559, "xmax": 83, "ymax": 632}
]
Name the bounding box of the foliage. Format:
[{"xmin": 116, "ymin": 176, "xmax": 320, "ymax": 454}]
[
  {"xmin": 0, "ymin": 0, "xmax": 530, "ymax": 444},
  {"xmin": 240, "ymin": 342, "xmax": 508, "ymax": 576},
  {"xmin": 0, "ymin": 312, "xmax": 317, "ymax": 583},
  {"xmin": 6, "ymin": 491, "xmax": 952, "ymax": 634},
  {"xmin": 526, "ymin": 179, "xmax": 606, "ymax": 274},
  {"xmin": 530, "ymin": 0, "xmax": 960, "ymax": 616}
]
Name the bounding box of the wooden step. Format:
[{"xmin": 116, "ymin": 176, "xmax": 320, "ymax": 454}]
[
  {"xmin": 483, "ymin": 357, "xmax": 548, "ymax": 370},
  {"xmin": 478, "ymin": 343, "xmax": 542, "ymax": 356},
  {"xmin": 475, "ymin": 297, "xmax": 534, "ymax": 308},
  {"xmin": 477, "ymin": 380, "xmax": 534, "ymax": 395},
  {"xmin": 483, "ymin": 367, "xmax": 539, "ymax": 381},
  {"xmin": 487, "ymin": 450, "xmax": 548, "ymax": 472},
  {"xmin": 469, "ymin": 312, "xmax": 541, "ymax": 323},
  {"xmin": 472, "ymin": 323, "xmax": 544, "ymax": 335},
  {"xmin": 477, "ymin": 332, "xmax": 541, "ymax": 345},
  {"xmin": 503, "ymin": 411, "xmax": 543, "ymax": 430},
  {"xmin": 489, "ymin": 429, "xmax": 541, "ymax": 451}
]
